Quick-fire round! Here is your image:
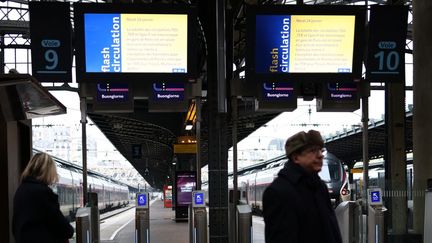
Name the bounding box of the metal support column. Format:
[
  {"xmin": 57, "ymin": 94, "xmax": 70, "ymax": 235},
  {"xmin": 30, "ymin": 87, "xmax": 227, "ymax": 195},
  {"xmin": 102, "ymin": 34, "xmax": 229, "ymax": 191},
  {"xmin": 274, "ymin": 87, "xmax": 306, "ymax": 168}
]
[
  {"xmin": 384, "ymin": 80, "xmax": 407, "ymax": 237},
  {"xmin": 412, "ymin": 0, "xmax": 432, "ymax": 236},
  {"xmin": 207, "ymin": 0, "xmax": 229, "ymax": 242},
  {"xmin": 360, "ymin": 81, "xmax": 370, "ymax": 204},
  {"xmin": 230, "ymin": 96, "xmax": 238, "ymax": 243},
  {"xmin": 384, "ymin": 2, "xmax": 408, "ymax": 239}
]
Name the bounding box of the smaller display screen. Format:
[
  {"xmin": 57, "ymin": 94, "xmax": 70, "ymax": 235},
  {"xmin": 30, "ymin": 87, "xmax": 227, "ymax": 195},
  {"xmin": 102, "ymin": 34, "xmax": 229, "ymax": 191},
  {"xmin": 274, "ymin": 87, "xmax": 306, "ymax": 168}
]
[
  {"xmin": 176, "ymin": 172, "xmax": 196, "ymax": 207},
  {"xmin": 165, "ymin": 190, "xmax": 172, "ymax": 200},
  {"xmin": 262, "ymin": 82, "xmax": 295, "ymax": 100},
  {"xmin": 152, "ymin": 82, "xmax": 184, "ymax": 101},
  {"xmin": 96, "ymin": 83, "xmax": 129, "ymax": 102},
  {"xmin": 326, "ymin": 82, "xmax": 357, "ymax": 101}
]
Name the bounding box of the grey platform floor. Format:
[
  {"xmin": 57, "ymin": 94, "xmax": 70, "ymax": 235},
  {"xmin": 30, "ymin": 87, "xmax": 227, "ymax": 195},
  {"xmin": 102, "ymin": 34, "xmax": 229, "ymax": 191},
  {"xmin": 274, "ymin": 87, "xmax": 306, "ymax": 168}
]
[
  {"xmin": 72, "ymin": 199, "xmax": 265, "ymax": 243},
  {"xmin": 98, "ymin": 199, "xmax": 188, "ymax": 243}
]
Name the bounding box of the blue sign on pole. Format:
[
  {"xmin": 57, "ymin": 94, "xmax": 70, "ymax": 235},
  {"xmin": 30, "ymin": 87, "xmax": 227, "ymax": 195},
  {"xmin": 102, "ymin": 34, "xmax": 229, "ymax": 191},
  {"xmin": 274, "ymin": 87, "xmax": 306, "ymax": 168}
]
[
  {"xmin": 194, "ymin": 192, "xmax": 204, "ymax": 205},
  {"xmin": 138, "ymin": 194, "xmax": 147, "ymax": 207},
  {"xmin": 371, "ymin": 191, "xmax": 380, "ymax": 203}
]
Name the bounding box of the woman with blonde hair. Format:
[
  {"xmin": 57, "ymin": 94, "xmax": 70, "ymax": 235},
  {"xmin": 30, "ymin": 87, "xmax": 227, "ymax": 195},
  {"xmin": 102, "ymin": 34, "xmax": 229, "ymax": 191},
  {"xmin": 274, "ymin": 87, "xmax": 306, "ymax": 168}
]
[{"xmin": 12, "ymin": 152, "xmax": 74, "ymax": 243}]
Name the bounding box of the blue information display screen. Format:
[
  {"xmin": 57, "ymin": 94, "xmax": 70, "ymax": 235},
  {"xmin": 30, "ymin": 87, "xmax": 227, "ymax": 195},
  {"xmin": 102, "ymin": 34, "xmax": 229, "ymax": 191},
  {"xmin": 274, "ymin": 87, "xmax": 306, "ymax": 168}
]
[
  {"xmin": 255, "ymin": 15, "xmax": 356, "ymax": 74},
  {"xmin": 194, "ymin": 192, "xmax": 204, "ymax": 205},
  {"xmin": 83, "ymin": 13, "xmax": 188, "ymax": 73},
  {"xmin": 138, "ymin": 194, "xmax": 147, "ymax": 206}
]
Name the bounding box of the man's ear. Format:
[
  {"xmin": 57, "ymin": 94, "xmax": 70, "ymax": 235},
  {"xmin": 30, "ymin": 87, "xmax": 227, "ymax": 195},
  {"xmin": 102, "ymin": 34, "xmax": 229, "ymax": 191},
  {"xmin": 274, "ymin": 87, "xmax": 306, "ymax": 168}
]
[{"xmin": 291, "ymin": 153, "xmax": 299, "ymax": 163}]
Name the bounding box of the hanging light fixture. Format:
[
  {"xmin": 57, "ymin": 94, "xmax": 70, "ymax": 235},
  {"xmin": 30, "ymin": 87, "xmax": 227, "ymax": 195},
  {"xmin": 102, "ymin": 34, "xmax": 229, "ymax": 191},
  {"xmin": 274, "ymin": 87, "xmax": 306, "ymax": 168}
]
[{"xmin": 185, "ymin": 120, "xmax": 194, "ymax": 131}]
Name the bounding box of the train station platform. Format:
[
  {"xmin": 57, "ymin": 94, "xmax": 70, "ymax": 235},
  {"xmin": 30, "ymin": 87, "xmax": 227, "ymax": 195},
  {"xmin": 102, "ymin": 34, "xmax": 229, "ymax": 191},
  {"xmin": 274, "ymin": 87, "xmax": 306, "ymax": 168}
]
[{"xmin": 71, "ymin": 199, "xmax": 265, "ymax": 243}]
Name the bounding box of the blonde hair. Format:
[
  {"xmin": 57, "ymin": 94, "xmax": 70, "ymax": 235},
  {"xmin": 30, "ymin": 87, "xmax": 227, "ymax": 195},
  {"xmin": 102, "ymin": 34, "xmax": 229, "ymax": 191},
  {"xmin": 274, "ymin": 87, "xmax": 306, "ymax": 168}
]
[{"xmin": 21, "ymin": 152, "xmax": 58, "ymax": 185}]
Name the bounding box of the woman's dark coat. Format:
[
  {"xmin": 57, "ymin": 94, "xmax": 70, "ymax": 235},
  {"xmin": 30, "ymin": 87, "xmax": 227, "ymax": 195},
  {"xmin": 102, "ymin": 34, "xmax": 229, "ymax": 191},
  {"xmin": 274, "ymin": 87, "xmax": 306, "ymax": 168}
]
[
  {"xmin": 12, "ymin": 177, "xmax": 74, "ymax": 243},
  {"xmin": 263, "ymin": 161, "xmax": 342, "ymax": 243}
]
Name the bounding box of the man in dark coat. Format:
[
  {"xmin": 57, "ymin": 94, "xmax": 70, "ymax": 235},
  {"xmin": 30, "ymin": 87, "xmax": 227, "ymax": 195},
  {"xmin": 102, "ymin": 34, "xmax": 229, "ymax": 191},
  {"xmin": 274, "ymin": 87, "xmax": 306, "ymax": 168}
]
[{"xmin": 262, "ymin": 130, "xmax": 342, "ymax": 243}]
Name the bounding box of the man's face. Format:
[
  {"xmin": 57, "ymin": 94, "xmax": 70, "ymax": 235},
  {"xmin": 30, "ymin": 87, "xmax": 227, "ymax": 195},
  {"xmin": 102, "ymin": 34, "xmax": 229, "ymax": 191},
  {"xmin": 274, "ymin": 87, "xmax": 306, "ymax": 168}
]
[{"xmin": 292, "ymin": 146, "xmax": 324, "ymax": 174}]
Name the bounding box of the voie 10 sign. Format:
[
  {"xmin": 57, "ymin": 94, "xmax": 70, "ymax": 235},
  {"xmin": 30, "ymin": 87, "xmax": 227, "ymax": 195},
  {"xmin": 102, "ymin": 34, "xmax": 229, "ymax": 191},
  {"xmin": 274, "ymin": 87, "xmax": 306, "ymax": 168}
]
[
  {"xmin": 73, "ymin": 3, "xmax": 198, "ymax": 83},
  {"xmin": 366, "ymin": 5, "xmax": 408, "ymax": 83},
  {"xmin": 246, "ymin": 5, "xmax": 366, "ymax": 83}
]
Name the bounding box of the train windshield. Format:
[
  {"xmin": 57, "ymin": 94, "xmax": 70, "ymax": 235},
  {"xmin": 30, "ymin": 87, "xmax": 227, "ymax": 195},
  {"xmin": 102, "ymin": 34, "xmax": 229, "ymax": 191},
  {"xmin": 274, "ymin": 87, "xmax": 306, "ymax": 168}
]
[{"xmin": 319, "ymin": 163, "xmax": 341, "ymax": 183}]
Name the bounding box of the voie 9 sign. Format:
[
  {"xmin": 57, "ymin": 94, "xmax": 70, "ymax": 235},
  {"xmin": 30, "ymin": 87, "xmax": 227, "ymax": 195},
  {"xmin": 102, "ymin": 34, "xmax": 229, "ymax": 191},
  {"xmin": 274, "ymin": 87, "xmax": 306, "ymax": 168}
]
[
  {"xmin": 246, "ymin": 5, "xmax": 366, "ymax": 82},
  {"xmin": 29, "ymin": 2, "xmax": 73, "ymax": 82},
  {"xmin": 73, "ymin": 3, "xmax": 197, "ymax": 83}
]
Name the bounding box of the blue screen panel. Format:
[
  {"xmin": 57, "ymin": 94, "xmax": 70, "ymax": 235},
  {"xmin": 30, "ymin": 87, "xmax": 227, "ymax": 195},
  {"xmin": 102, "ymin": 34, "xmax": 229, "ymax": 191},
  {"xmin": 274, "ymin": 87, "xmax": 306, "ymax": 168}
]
[
  {"xmin": 138, "ymin": 194, "xmax": 147, "ymax": 206},
  {"xmin": 85, "ymin": 14, "xmax": 121, "ymax": 73},
  {"xmin": 194, "ymin": 192, "xmax": 204, "ymax": 205}
]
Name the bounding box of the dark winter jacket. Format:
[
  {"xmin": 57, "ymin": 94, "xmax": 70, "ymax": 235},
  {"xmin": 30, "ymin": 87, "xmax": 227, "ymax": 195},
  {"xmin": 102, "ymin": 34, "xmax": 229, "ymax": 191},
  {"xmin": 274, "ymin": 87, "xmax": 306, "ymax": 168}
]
[
  {"xmin": 12, "ymin": 176, "xmax": 74, "ymax": 243},
  {"xmin": 263, "ymin": 161, "xmax": 342, "ymax": 243}
]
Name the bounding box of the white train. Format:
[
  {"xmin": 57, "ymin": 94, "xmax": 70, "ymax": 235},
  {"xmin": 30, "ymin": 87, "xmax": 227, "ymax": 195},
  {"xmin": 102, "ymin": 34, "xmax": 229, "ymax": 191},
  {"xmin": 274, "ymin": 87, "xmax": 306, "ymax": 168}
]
[
  {"xmin": 34, "ymin": 150, "xmax": 130, "ymax": 221},
  {"xmin": 203, "ymin": 150, "xmax": 350, "ymax": 213}
]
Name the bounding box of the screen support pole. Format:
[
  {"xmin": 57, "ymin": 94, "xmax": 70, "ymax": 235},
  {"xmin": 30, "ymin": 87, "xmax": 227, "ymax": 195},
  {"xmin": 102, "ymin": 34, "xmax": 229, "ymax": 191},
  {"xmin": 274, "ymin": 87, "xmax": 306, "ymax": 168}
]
[
  {"xmin": 360, "ymin": 80, "xmax": 370, "ymax": 241},
  {"xmin": 196, "ymin": 97, "xmax": 202, "ymax": 190},
  {"xmin": 80, "ymin": 97, "xmax": 88, "ymax": 206}
]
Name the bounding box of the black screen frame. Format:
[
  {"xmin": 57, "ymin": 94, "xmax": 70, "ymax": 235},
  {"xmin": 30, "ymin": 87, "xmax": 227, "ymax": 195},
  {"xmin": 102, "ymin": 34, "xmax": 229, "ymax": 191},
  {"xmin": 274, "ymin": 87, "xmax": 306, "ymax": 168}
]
[
  {"xmin": 73, "ymin": 3, "xmax": 198, "ymax": 83},
  {"xmin": 245, "ymin": 5, "xmax": 366, "ymax": 83}
]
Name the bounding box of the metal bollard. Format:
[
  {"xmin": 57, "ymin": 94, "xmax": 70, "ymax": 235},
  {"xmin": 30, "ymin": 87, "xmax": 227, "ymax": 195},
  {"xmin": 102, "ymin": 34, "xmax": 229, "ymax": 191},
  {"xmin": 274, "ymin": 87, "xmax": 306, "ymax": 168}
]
[
  {"xmin": 189, "ymin": 205, "xmax": 193, "ymax": 243},
  {"xmin": 367, "ymin": 205, "xmax": 387, "ymax": 243},
  {"xmin": 136, "ymin": 208, "xmax": 150, "ymax": 243},
  {"xmin": 228, "ymin": 200, "xmax": 236, "ymax": 243},
  {"xmin": 190, "ymin": 190, "xmax": 207, "ymax": 243},
  {"xmin": 192, "ymin": 208, "xmax": 208, "ymax": 243},
  {"xmin": 424, "ymin": 179, "xmax": 432, "ymax": 243},
  {"xmin": 335, "ymin": 201, "xmax": 362, "ymax": 243},
  {"xmin": 228, "ymin": 190, "xmax": 240, "ymax": 243},
  {"xmin": 136, "ymin": 193, "xmax": 150, "ymax": 243},
  {"xmin": 76, "ymin": 207, "xmax": 92, "ymax": 243},
  {"xmin": 87, "ymin": 192, "xmax": 100, "ymax": 243},
  {"xmin": 236, "ymin": 204, "xmax": 252, "ymax": 243}
]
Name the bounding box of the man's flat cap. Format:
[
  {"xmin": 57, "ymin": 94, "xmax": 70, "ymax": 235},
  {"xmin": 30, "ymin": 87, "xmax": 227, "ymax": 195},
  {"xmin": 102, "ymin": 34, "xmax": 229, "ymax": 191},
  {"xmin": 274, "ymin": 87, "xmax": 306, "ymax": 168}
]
[{"xmin": 285, "ymin": 130, "xmax": 324, "ymax": 157}]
